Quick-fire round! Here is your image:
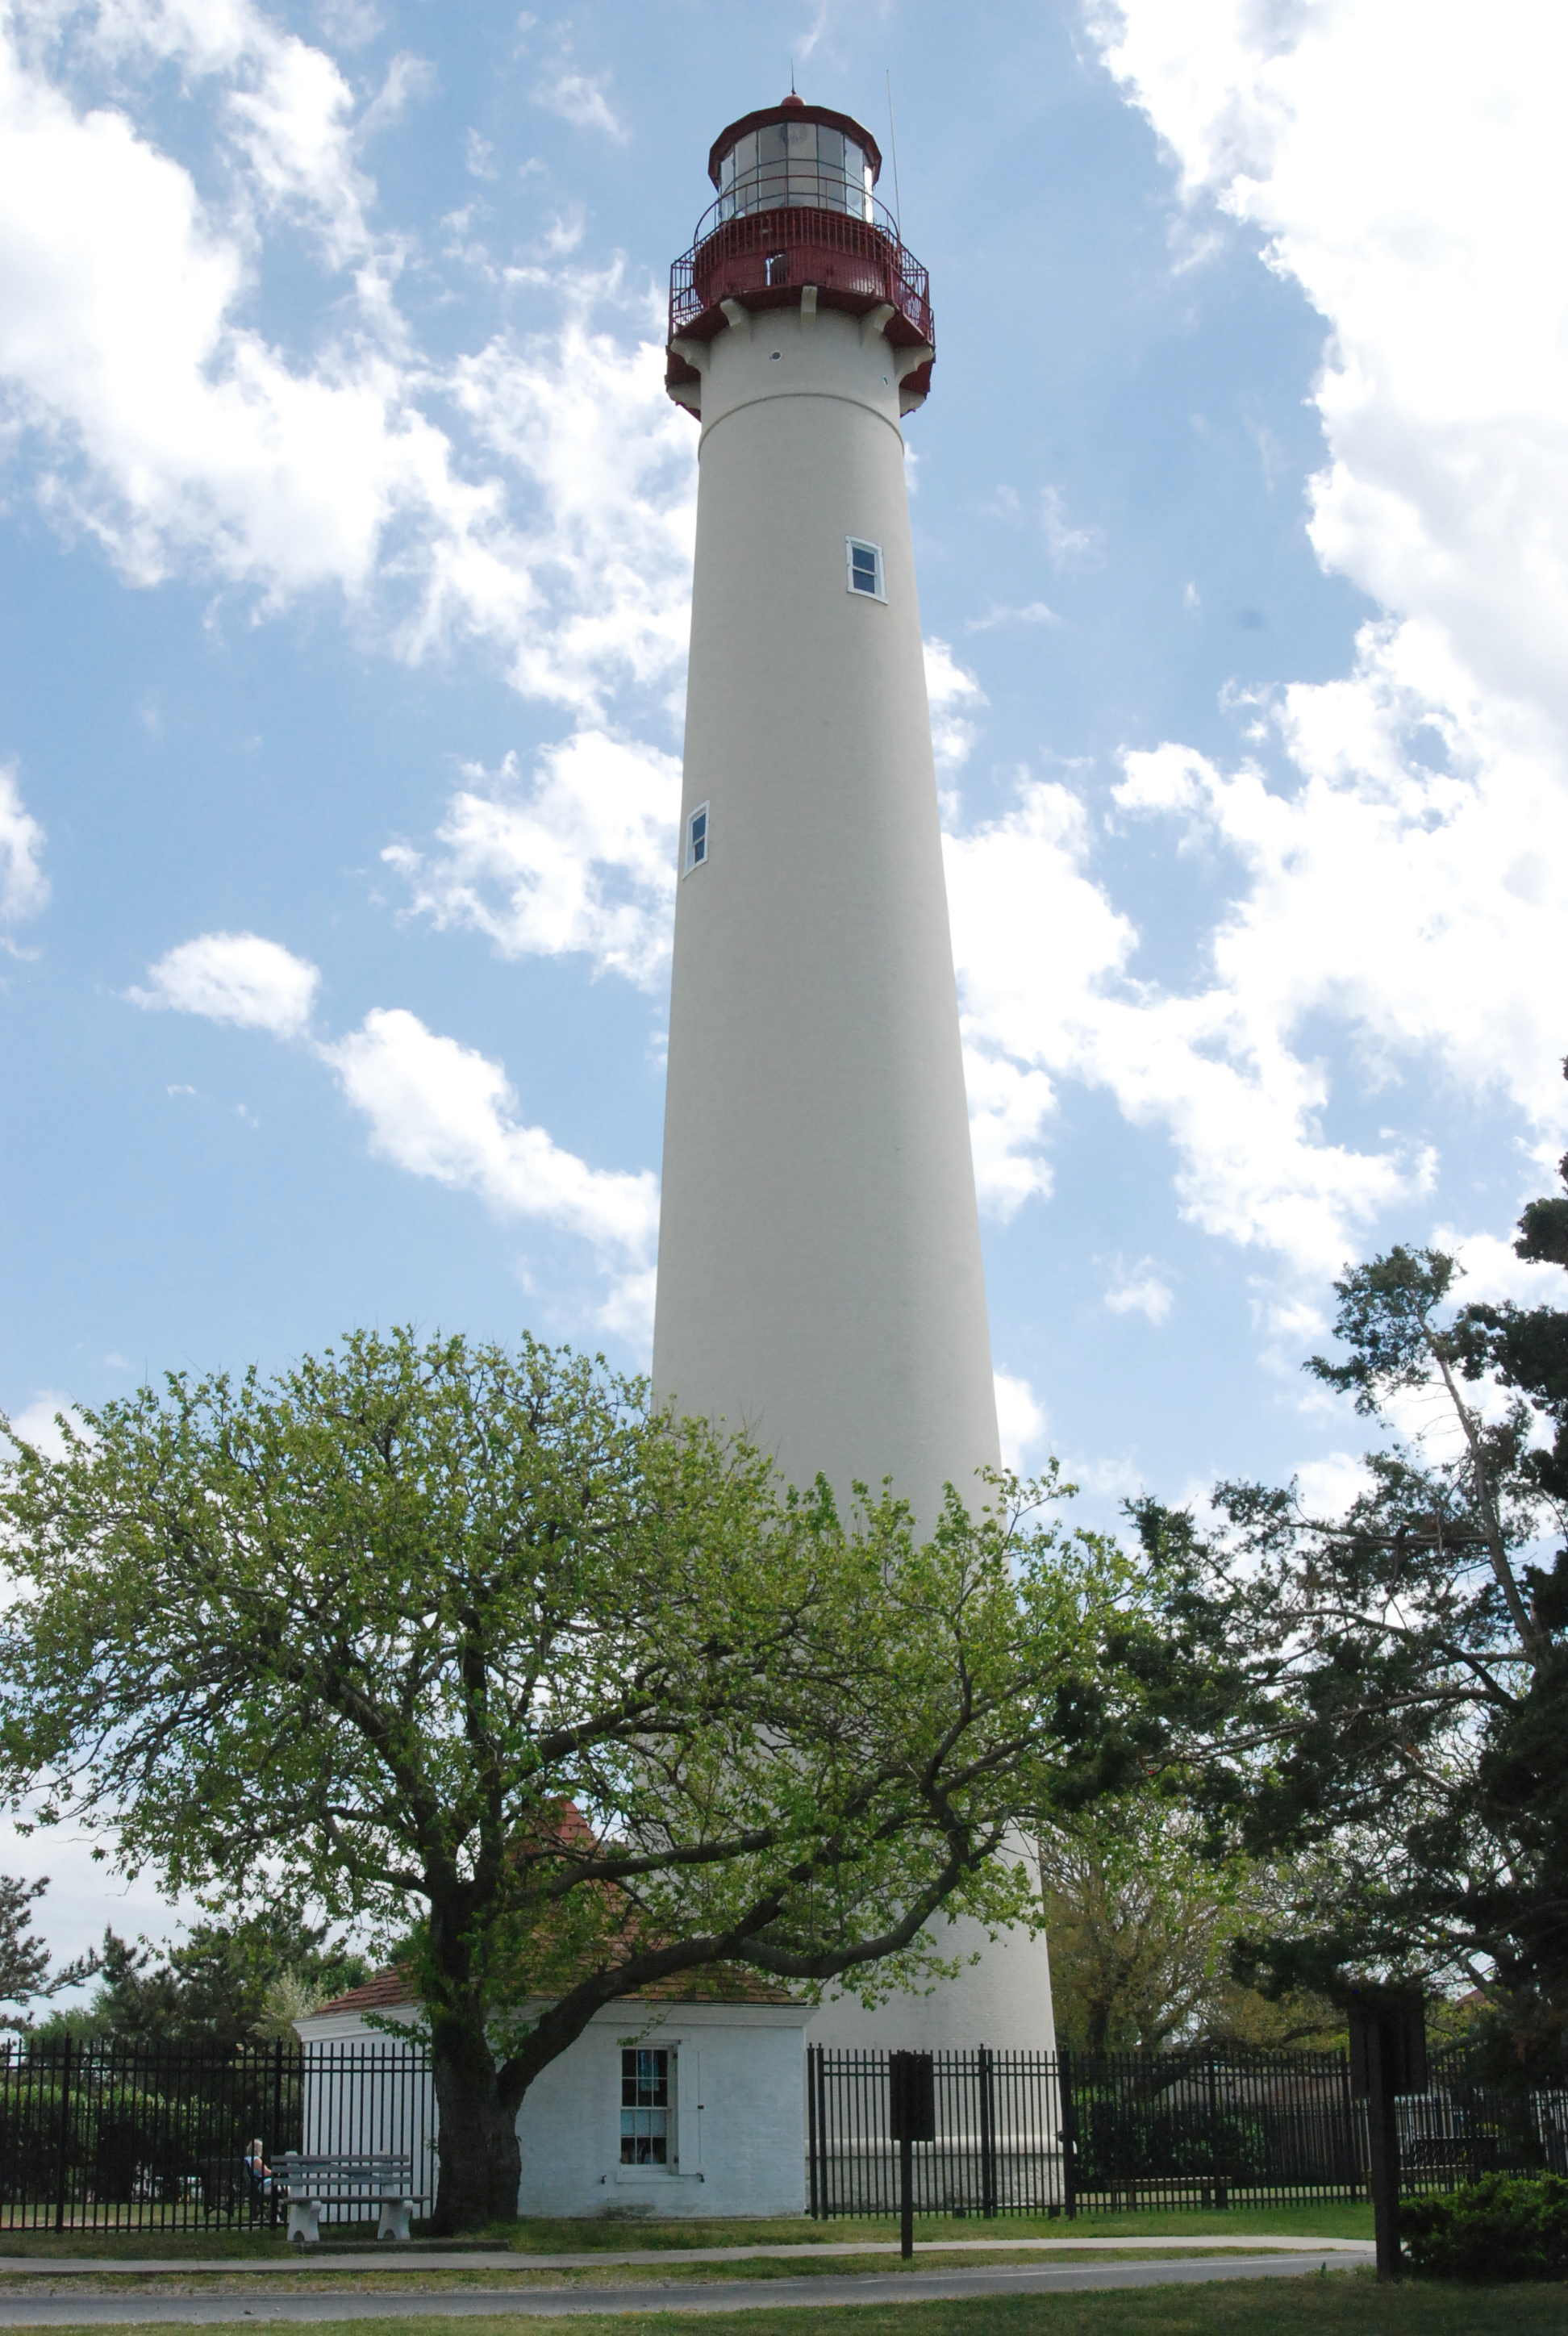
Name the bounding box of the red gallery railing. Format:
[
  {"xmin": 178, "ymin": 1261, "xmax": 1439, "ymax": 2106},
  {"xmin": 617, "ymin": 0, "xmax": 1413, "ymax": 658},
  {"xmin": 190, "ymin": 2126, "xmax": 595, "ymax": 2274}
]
[{"xmin": 670, "ymin": 190, "xmax": 933, "ymax": 351}]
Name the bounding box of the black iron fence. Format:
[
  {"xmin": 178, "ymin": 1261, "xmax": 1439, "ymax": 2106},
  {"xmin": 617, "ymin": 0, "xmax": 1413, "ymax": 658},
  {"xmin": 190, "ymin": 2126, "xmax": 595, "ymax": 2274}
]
[
  {"xmin": 0, "ymin": 2041, "xmax": 433, "ymax": 2232},
  {"xmin": 1, "ymin": 2034, "xmax": 1563, "ymax": 2232},
  {"xmin": 806, "ymin": 2045, "xmax": 1568, "ymax": 2221}
]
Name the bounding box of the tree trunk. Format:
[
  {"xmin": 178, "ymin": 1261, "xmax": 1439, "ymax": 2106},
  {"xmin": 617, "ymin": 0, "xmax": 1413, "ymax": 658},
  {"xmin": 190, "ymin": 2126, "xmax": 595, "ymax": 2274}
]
[{"xmin": 430, "ymin": 2016, "xmax": 523, "ymax": 2234}]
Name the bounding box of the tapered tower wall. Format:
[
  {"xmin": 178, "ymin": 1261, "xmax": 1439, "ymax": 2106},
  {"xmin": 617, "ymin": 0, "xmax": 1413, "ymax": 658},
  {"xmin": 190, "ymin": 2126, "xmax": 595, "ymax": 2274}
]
[
  {"xmin": 653, "ymin": 301, "xmax": 1001, "ymax": 1525},
  {"xmin": 654, "ymin": 112, "xmax": 1055, "ymax": 2051}
]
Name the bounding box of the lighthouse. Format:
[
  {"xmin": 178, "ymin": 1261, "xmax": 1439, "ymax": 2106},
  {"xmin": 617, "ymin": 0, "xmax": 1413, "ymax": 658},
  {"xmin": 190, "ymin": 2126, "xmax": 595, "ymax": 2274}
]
[{"xmin": 655, "ymin": 96, "xmax": 1054, "ymax": 2050}]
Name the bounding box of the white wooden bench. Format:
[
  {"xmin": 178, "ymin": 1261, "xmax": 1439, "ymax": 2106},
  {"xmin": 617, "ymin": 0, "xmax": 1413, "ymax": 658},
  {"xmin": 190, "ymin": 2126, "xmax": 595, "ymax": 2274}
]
[{"xmin": 276, "ymin": 2150, "xmax": 425, "ymax": 2243}]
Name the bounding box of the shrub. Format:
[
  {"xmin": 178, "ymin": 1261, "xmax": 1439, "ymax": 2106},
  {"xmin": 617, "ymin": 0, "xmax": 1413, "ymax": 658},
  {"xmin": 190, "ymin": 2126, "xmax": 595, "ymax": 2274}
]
[{"xmin": 1402, "ymin": 2172, "xmax": 1568, "ymax": 2280}]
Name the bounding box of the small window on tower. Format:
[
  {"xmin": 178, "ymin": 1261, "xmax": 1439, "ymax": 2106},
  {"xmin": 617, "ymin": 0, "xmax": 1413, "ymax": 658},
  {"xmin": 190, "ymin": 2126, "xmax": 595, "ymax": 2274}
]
[
  {"xmin": 685, "ymin": 803, "xmax": 710, "ymax": 872},
  {"xmin": 847, "ymin": 539, "xmax": 886, "ymax": 601}
]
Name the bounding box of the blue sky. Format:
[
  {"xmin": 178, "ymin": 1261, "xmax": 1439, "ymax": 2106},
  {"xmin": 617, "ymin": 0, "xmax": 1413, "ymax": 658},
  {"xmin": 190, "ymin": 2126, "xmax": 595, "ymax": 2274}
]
[{"xmin": 2, "ymin": 0, "xmax": 1566, "ymax": 1963}]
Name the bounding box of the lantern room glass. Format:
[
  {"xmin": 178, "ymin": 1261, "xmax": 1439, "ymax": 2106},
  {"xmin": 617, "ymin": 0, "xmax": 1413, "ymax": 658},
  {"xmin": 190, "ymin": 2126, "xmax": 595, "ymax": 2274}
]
[{"xmin": 715, "ymin": 120, "xmax": 873, "ymax": 222}]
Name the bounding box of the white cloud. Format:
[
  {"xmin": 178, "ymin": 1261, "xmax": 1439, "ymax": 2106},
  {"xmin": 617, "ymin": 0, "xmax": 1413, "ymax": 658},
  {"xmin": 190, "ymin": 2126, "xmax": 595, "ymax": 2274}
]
[
  {"xmin": 6, "ymin": 1391, "xmax": 79, "ymax": 1460},
  {"xmin": 923, "ymin": 637, "xmax": 986, "ymax": 778},
  {"xmin": 994, "ymin": 1370, "xmax": 1049, "ymax": 1473},
  {"xmin": 534, "ymin": 72, "xmax": 626, "ymax": 143},
  {"xmin": 0, "ymin": 9, "xmax": 694, "ymax": 715},
  {"xmin": 1293, "ymin": 1450, "xmax": 1375, "ymax": 1521},
  {"xmin": 0, "ymin": 766, "xmax": 48, "ymax": 942},
  {"xmin": 1078, "ymin": 0, "xmax": 1568, "ymax": 1158},
  {"xmin": 439, "ymin": 310, "xmax": 695, "ymax": 716},
  {"xmin": 1432, "ymin": 1226, "xmax": 1567, "ymax": 1309},
  {"xmin": 127, "ymin": 932, "xmax": 319, "ymax": 1036},
  {"xmin": 320, "ymin": 1007, "xmax": 659, "ymax": 1304},
  {"xmin": 962, "ymin": 1045, "xmax": 1056, "ymax": 1220},
  {"xmin": 385, "ymin": 729, "xmax": 680, "ymax": 990},
  {"xmin": 945, "ymin": 770, "xmax": 1428, "ymax": 1292},
  {"xmin": 1040, "ymin": 484, "xmax": 1098, "ymax": 568},
  {"xmin": 965, "ymin": 602, "xmax": 1057, "ymax": 632},
  {"xmin": 1097, "ymin": 0, "xmax": 1568, "ymax": 752},
  {"xmin": 1112, "ymin": 620, "xmax": 1568, "ymax": 1141},
  {"xmin": 1105, "ymin": 1261, "xmax": 1174, "ymax": 1324},
  {"xmin": 928, "ymin": 1, "xmax": 1568, "ymax": 1313}
]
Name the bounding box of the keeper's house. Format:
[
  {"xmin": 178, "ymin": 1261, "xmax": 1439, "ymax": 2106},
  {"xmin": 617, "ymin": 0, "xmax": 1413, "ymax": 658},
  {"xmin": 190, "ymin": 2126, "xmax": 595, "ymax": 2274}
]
[{"xmin": 298, "ymin": 1968, "xmax": 814, "ymax": 2219}]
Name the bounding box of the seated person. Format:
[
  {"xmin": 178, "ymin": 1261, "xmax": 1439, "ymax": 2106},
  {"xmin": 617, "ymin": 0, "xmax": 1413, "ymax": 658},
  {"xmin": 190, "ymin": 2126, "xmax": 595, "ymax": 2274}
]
[{"xmin": 242, "ymin": 2138, "xmax": 273, "ymax": 2196}]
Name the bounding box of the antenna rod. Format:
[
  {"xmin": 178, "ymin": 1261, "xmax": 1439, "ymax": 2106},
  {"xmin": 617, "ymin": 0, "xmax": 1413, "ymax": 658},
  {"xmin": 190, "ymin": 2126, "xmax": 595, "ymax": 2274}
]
[{"xmin": 886, "ymin": 69, "xmax": 903, "ymax": 235}]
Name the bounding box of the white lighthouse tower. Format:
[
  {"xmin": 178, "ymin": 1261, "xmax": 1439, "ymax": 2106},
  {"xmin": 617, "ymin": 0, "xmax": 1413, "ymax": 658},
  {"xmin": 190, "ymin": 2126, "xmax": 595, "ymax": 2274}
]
[{"xmin": 655, "ymin": 96, "xmax": 1053, "ymax": 2051}]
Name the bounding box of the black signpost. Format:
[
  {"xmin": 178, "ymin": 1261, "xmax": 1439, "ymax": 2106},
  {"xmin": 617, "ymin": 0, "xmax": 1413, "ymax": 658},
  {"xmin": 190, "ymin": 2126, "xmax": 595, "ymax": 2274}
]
[
  {"xmin": 1347, "ymin": 1983, "xmax": 1427, "ymax": 2281},
  {"xmin": 888, "ymin": 2050, "xmax": 936, "ymax": 2261}
]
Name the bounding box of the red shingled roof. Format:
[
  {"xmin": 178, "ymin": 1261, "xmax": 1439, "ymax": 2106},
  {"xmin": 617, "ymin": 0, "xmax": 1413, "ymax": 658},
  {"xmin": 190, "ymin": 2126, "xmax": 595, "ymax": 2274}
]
[
  {"xmin": 312, "ymin": 1963, "xmax": 797, "ymax": 2018},
  {"xmin": 310, "ymin": 1803, "xmax": 799, "ymax": 2019}
]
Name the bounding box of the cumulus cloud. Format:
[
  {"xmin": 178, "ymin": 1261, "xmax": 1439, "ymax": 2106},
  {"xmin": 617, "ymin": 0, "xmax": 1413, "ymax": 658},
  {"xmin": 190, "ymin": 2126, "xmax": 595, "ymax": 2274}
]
[
  {"xmin": 1111, "ymin": 626, "xmax": 1568, "ymax": 1141},
  {"xmin": 924, "ymin": 637, "xmax": 986, "ymax": 778},
  {"xmin": 1080, "ymin": 0, "xmax": 1568, "ymax": 1130},
  {"xmin": 6, "ymin": 1391, "xmax": 80, "ymax": 1460},
  {"xmin": 1040, "ymin": 485, "xmax": 1098, "ymax": 569},
  {"xmin": 0, "ymin": 5, "xmax": 694, "ymax": 714},
  {"xmin": 965, "ymin": 601, "xmax": 1057, "ymax": 633},
  {"xmin": 125, "ymin": 923, "xmax": 661, "ymax": 1334},
  {"xmin": 385, "ymin": 730, "xmax": 680, "ymax": 989},
  {"xmin": 0, "ymin": 768, "xmax": 48, "ymax": 944},
  {"xmin": 1291, "ymin": 1450, "xmax": 1376, "ymax": 1520},
  {"xmin": 319, "ymin": 1008, "xmax": 658, "ymax": 1323},
  {"xmin": 1096, "ymin": 0, "xmax": 1568, "ymax": 748},
  {"xmin": 534, "ymin": 72, "xmax": 626, "ymax": 143},
  {"xmin": 945, "ymin": 770, "xmax": 1428, "ymax": 1295},
  {"xmin": 127, "ymin": 932, "xmax": 319, "ymax": 1036},
  {"xmin": 929, "ymin": 0, "xmax": 1568, "ymax": 1314},
  {"xmin": 994, "ymin": 1370, "xmax": 1049, "ymax": 1473},
  {"xmin": 1104, "ymin": 1261, "xmax": 1174, "ymax": 1324}
]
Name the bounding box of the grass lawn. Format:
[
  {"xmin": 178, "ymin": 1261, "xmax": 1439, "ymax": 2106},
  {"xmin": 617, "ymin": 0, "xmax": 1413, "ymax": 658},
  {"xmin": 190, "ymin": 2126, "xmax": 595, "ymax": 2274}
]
[
  {"xmin": 0, "ymin": 2251, "xmax": 1335, "ymax": 2296},
  {"xmin": 23, "ymin": 2271, "xmax": 1568, "ymax": 2336},
  {"xmin": 486, "ymin": 2202, "xmax": 1375, "ymax": 2251},
  {"xmin": 0, "ymin": 2200, "xmax": 1375, "ymax": 2259}
]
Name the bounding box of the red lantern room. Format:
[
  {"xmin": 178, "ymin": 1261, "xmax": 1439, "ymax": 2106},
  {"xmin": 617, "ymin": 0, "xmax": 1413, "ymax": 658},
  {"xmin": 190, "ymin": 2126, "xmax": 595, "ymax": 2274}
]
[{"xmin": 667, "ymin": 93, "xmax": 935, "ymax": 420}]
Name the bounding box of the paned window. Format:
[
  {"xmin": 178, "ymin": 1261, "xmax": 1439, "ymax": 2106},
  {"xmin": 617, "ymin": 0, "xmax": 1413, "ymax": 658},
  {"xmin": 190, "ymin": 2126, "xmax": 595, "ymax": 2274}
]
[
  {"xmin": 620, "ymin": 2048, "xmax": 670, "ymax": 2164},
  {"xmin": 686, "ymin": 803, "xmax": 710, "ymax": 871},
  {"xmin": 715, "ymin": 123, "xmax": 873, "ymax": 221},
  {"xmin": 847, "ymin": 539, "xmax": 886, "ymax": 600}
]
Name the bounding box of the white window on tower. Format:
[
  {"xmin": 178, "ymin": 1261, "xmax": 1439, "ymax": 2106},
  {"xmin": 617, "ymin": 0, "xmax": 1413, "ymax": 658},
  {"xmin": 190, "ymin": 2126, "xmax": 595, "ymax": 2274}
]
[
  {"xmin": 846, "ymin": 538, "xmax": 885, "ymax": 601},
  {"xmin": 685, "ymin": 802, "xmax": 710, "ymax": 872},
  {"xmin": 620, "ymin": 2047, "xmax": 672, "ymax": 2165}
]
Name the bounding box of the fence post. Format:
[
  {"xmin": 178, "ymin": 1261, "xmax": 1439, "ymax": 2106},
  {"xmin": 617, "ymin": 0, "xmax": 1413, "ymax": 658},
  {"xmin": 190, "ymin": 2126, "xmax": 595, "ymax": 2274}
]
[
  {"xmin": 1338, "ymin": 2050, "xmax": 1359, "ymax": 2201},
  {"xmin": 272, "ymin": 2042, "xmax": 285, "ymax": 2230},
  {"xmin": 978, "ymin": 2046, "xmax": 997, "ymax": 2220},
  {"xmin": 1057, "ymin": 2049, "xmax": 1078, "ymax": 2221},
  {"xmin": 52, "ymin": 2038, "xmax": 71, "ymax": 2234},
  {"xmin": 1206, "ymin": 2054, "xmax": 1227, "ymax": 2211},
  {"xmin": 807, "ymin": 2046, "xmax": 819, "ymax": 2220}
]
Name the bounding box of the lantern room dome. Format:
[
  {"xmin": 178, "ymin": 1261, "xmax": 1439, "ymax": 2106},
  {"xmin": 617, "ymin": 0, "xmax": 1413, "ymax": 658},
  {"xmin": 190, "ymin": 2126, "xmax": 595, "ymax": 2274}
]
[
  {"xmin": 707, "ymin": 98, "xmax": 882, "ymax": 223},
  {"xmin": 667, "ymin": 96, "xmax": 933, "ymax": 423}
]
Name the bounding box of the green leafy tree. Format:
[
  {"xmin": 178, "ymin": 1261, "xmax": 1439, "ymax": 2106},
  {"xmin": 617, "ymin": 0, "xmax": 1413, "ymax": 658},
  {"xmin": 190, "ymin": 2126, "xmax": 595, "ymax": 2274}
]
[
  {"xmin": 0, "ymin": 1875, "xmax": 94, "ymax": 2027},
  {"xmin": 28, "ymin": 1912, "xmax": 371, "ymax": 2050},
  {"xmin": 1039, "ymin": 1798, "xmax": 1340, "ymax": 2054},
  {"xmin": 1133, "ymin": 1120, "xmax": 1568, "ymax": 2060},
  {"xmin": 0, "ymin": 1329, "xmax": 1143, "ymax": 2230}
]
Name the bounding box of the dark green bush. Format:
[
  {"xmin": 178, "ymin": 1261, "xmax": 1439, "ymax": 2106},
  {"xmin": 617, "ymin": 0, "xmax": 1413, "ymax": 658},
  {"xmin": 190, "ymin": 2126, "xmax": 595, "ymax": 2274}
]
[{"xmin": 1403, "ymin": 2172, "xmax": 1568, "ymax": 2280}]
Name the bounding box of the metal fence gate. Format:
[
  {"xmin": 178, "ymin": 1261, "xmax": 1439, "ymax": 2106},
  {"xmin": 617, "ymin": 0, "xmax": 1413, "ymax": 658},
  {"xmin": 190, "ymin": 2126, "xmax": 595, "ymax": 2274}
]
[
  {"xmin": 0, "ymin": 2041, "xmax": 434, "ymax": 2233},
  {"xmin": 807, "ymin": 2044, "xmax": 1568, "ymax": 2221}
]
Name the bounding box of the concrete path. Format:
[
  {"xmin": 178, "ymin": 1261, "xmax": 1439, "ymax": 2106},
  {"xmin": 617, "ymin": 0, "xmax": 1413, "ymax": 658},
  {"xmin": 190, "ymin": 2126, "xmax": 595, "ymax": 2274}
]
[
  {"xmin": 0, "ymin": 2238, "xmax": 1374, "ymax": 2276},
  {"xmin": 0, "ymin": 2253, "xmax": 1368, "ymax": 2324}
]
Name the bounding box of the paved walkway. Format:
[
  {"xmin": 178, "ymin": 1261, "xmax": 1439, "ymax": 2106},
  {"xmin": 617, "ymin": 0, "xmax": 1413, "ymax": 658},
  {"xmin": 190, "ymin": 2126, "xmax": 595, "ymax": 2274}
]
[
  {"xmin": 0, "ymin": 2253, "xmax": 1369, "ymax": 2324},
  {"xmin": 0, "ymin": 2237, "xmax": 1374, "ymax": 2276}
]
